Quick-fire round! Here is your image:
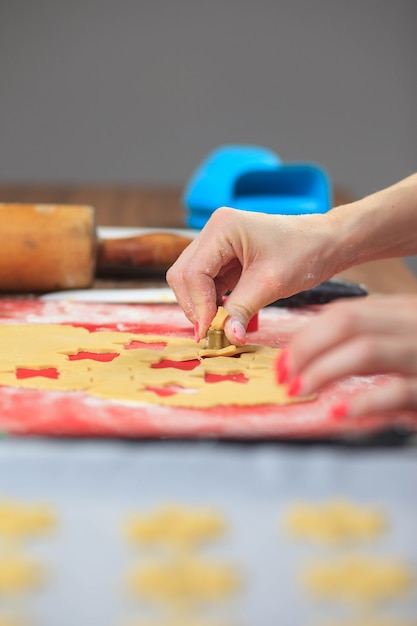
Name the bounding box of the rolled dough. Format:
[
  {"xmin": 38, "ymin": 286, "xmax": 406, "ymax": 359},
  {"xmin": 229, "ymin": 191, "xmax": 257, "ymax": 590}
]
[{"xmin": 0, "ymin": 324, "xmax": 310, "ymax": 408}]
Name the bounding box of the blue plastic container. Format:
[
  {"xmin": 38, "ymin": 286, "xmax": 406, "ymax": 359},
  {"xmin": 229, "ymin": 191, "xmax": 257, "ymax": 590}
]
[{"xmin": 183, "ymin": 145, "xmax": 331, "ymax": 229}]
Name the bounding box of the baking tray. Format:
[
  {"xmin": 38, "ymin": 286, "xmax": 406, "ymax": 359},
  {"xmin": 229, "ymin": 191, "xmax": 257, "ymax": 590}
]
[
  {"xmin": 0, "ymin": 299, "xmax": 416, "ymax": 440},
  {"xmin": 0, "ymin": 439, "xmax": 416, "ymax": 625}
]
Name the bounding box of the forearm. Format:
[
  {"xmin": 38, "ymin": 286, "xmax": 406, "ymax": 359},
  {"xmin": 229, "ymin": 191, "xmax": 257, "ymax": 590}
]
[{"xmin": 328, "ymin": 173, "xmax": 417, "ymax": 273}]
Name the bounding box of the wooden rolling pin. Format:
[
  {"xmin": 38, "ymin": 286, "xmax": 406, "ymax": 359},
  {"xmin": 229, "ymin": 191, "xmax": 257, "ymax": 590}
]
[{"xmin": 0, "ymin": 203, "xmax": 193, "ymax": 292}]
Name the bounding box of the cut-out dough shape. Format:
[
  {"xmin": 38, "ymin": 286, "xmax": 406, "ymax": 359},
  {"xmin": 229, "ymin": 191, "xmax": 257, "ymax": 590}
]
[
  {"xmin": 0, "ymin": 615, "xmax": 30, "ymax": 626},
  {"xmin": 124, "ymin": 505, "xmax": 226, "ymax": 549},
  {"xmin": 284, "ymin": 499, "xmax": 386, "ymax": 543},
  {"xmin": 317, "ymin": 612, "xmax": 417, "ymax": 626},
  {"xmin": 0, "ymin": 500, "xmax": 56, "ymax": 540},
  {"xmin": 301, "ymin": 554, "xmax": 413, "ymax": 605},
  {"xmin": 122, "ymin": 611, "xmax": 236, "ymax": 626},
  {"xmin": 126, "ymin": 556, "xmax": 239, "ymax": 605},
  {"xmin": 0, "ymin": 554, "xmax": 45, "ymax": 595}
]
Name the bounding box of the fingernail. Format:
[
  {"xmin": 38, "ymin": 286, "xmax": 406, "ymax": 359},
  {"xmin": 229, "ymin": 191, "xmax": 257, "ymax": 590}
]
[
  {"xmin": 329, "ymin": 401, "xmax": 350, "ymax": 420},
  {"xmin": 287, "ymin": 375, "xmax": 303, "ymax": 397},
  {"xmin": 231, "ymin": 320, "xmax": 246, "ymax": 345},
  {"xmin": 194, "ymin": 321, "xmax": 200, "ymax": 343},
  {"xmin": 275, "ymin": 348, "xmax": 290, "ymax": 384}
]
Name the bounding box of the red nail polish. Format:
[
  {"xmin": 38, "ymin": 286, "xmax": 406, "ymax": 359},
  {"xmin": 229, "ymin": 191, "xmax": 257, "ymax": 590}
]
[
  {"xmin": 247, "ymin": 312, "xmax": 259, "ymax": 332},
  {"xmin": 330, "ymin": 401, "xmax": 350, "ymax": 420},
  {"xmin": 287, "ymin": 375, "xmax": 303, "ymax": 397},
  {"xmin": 194, "ymin": 321, "xmax": 200, "ymax": 343},
  {"xmin": 275, "ymin": 349, "xmax": 290, "ymax": 384}
]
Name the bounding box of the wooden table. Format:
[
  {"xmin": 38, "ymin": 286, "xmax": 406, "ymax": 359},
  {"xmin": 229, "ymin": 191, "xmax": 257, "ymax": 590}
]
[{"xmin": 1, "ymin": 183, "xmax": 417, "ymax": 295}]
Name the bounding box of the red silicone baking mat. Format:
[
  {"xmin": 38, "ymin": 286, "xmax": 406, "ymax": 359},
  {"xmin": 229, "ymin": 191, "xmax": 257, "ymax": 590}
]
[{"xmin": 0, "ymin": 299, "xmax": 416, "ymax": 439}]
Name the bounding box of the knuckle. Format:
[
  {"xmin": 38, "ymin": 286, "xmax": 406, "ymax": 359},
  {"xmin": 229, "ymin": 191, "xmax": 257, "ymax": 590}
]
[
  {"xmin": 261, "ymin": 267, "xmax": 283, "ymax": 295},
  {"xmin": 166, "ymin": 264, "xmax": 187, "ymax": 288},
  {"xmin": 355, "ymin": 336, "xmax": 381, "ymax": 363},
  {"xmin": 211, "ymin": 206, "xmax": 233, "ymax": 224},
  {"xmin": 331, "ymin": 305, "xmax": 361, "ymax": 336},
  {"xmin": 389, "ymin": 379, "xmax": 417, "ymax": 409},
  {"xmin": 401, "ymin": 345, "xmax": 417, "ymax": 373},
  {"xmin": 165, "ymin": 265, "xmax": 175, "ymax": 285}
]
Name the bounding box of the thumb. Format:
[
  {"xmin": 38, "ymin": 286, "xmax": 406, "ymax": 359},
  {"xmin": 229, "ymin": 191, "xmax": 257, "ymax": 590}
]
[{"xmin": 223, "ymin": 269, "xmax": 279, "ymax": 344}]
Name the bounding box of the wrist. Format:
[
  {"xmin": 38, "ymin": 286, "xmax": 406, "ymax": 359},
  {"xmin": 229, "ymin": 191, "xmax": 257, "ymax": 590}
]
[
  {"xmin": 327, "ymin": 175, "xmax": 417, "ymax": 272},
  {"xmin": 326, "ymin": 200, "xmax": 375, "ymax": 273}
]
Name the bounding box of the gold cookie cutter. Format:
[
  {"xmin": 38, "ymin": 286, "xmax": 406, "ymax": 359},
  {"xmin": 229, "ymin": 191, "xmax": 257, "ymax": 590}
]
[{"xmin": 205, "ymin": 328, "xmax": 231, "ymax": 350}]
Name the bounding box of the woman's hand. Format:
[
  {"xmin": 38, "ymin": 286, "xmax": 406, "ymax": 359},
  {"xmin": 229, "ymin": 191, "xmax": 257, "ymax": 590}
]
[
  {"xmin": 167, "ymin": 207, "xmax": 337, "ymax": 343},
  {"xmin": 167, "ymin": 172, "xmax": 417, "ymax": 347},
  {"xmin": 277, "ymin": 294, "xmax": 417, "ymax": 418}
]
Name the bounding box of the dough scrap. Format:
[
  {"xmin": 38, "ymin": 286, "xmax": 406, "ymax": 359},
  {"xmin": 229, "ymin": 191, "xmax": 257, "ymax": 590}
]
[
  {"xmin": 198, "ymin": 345, "xmax": 255, "ymax": 358},
  {"xmin": 209, "ymin": 306, "xmax": 230, "ymax": 331},
  {"xmin": 0, "ymin": 324, "xmax": 312, "ymax": 408}
]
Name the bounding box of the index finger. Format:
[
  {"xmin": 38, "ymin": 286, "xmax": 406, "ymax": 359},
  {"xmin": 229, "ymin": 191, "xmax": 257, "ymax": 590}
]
[
  {"xmin": 167, "ymin": 213, "xmax": 239, "ymax": 336},
  {"xmin": 288, "ymin": 296, "xmax": 402, "ymax": 375}
]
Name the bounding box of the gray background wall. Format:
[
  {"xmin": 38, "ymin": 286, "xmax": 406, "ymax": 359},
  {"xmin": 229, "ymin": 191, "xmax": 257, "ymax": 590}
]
[{"xmin": 1, "ymin": 0, "xmax": 416, "ymax": 271}]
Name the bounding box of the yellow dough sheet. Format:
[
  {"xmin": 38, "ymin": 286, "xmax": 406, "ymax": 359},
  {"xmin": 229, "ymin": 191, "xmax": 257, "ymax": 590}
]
[{"xmin": 0, "ymin": 324, "xmax": 313, "ymax": 409}]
